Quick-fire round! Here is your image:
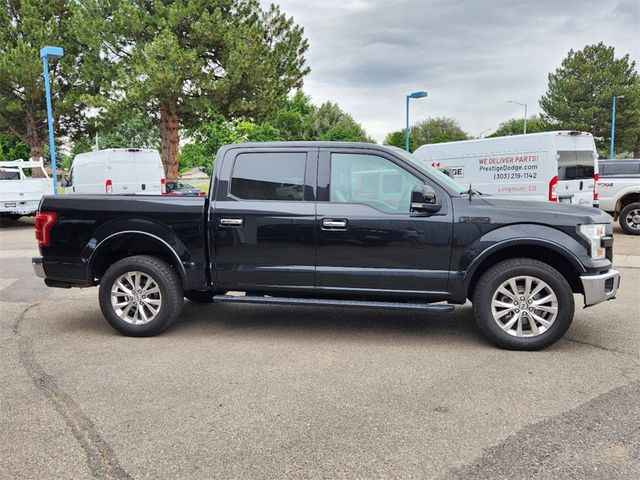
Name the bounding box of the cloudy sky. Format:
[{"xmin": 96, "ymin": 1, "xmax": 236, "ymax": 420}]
[{"xmin": 270, "ymin": 0, "xmax": 640, "ymax": 142}]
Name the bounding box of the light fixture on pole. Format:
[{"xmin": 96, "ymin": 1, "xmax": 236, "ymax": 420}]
[
  {"xmin": 405, "ymin": 91, "xmax": 428, "ymax": 151},
  {"xmin": 507, "ymin": 100, "xmax": 528, "ymax": 134},
  {"xmin": 40, "ymin": 45, "xmax": 64, "ymax": 195},
  {"xmin": 610, "ymin": 95, "xmax": 624, "ymax": 159}
]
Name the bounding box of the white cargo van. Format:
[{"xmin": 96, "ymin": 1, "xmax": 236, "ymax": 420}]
[
  {"xmin": 63, "ymin": 148, "xmax": 166, "ymax": 195},
  {"xmin": 413, "ymin": 131, "xmax": 598, "ymax": 205}
]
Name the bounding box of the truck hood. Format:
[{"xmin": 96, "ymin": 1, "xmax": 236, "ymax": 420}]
[{"xmin": 476, "ymin": 197, "xmax": 612, "ymax": 226}]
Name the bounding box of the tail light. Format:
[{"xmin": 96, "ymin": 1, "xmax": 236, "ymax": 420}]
[
  {"xmin": 199, "ymin": 191, "xmax": 206, "ymax": 196},
  {"xmin": 593, "ymin": 173, "xmax": 599, "ymax": 204},
  {"xmin": 548, "ymin": 175, "xmax": 558, "ymax": 202},
  {"xmin": 34, "ymin": 211, "xmax": 57, "ymax": 247},
  {"xmin": 105, "ymin": 179, "xmax": 113, "ymax": 194},
  {"xmin": 161, "ymin": 178, "xmax": 166, "ymax": 194}
]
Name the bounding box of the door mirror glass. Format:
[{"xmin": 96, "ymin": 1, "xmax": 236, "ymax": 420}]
[{"xmin": 410, "ymin": 185, "xmax": 441, "ymax": 213}]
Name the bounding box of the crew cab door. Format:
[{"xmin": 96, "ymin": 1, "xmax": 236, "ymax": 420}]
[
  {"xmin": 211, "ymin": 147, "xmax": 317, "ymax": 293},
  {"xmin": 315, "ymin": 148, "xmax": 453, "ymax": 300}
]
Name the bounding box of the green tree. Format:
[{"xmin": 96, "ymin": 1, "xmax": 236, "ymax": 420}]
[
  {"xmin": 183, "ymin": 114, "xmax": 284, "ymax": 174},
  {"xmin": 311, "ymin": 102, "xmax": 373, "ymax": 142},
  {"xmin": 384, "ymin": 117, "xmax": 469, "ymax": 152},
  {"xmin": 79, "ymin": 0, "xmax": 309, "ymax": 179},
  {"xmin": 0, "ymin": 0, "xmax": 101, "ymax": 168},
  {"xmin": 540, "ymin": 43, "xmax": 640, "ymax": 157},
  {"xmin": 383, "ymin": 130, "xmax": 409, "ymax": 150},
  {"xmin": 0, "ymin": 133, "xmax": 30, "ymax": 160},
  {"xmin": 269, "ymin": 91, "xmax": 315, "ymax": 140},
  {"xmin": 488, "ymin": 115, "xmax": 550, "ymax": 137}
]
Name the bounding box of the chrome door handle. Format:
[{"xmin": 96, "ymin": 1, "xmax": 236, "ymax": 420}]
[
  {"xmin": 219, "ymin": 218, "xmax": 244, "ymax": 227},
  {"xmin": 322, "ymin": 219, "xmax": 347, "ymax": 230}
]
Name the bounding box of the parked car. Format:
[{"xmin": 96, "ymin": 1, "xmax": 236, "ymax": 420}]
[
  {"xmin": 0, "ymin": 159, "xmax": 52, "ymax": 220},
  {"xmin": 413, "ymin": 131, "xmax": 598, "ymax": 206},
  {"xmin": 62, "ymin": 148, "xmax": 165, "ymax": 195},
  {"xmin": 165, "ymin": 181, "xmax": 205, "ymax": 196},
  {"xmin": 33, "ymin": 142, "xmax": 619, "ymax": 350},
  {"xmin": 597, "ymin": 159, "xmax": 640, "ymax": 235}
]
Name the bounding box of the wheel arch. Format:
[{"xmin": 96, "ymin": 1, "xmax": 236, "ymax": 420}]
[
  {"xmin": 615, "ymin": 191, "xmax": 640, "ymax": 214},
  {"xmin": 464, "ymin": 239, "xmax": 585, "ymax": 301},
  {"xmin": 88, "ymin": 231, "xmax": 187, "ymax": 287}
]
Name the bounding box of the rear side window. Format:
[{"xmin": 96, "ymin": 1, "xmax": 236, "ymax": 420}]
[
  {"xmin": 230, "ymin": 152, "xmax": 306, "ymax": 201},
  {"xmin": 600, "ymin": 162, "xmax": 640, "ymax": 177},
  {"xmin": 557, "ymin": 151, "xmax": 595, "ymax": 180}
]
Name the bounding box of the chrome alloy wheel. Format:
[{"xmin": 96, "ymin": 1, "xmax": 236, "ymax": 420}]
[
  {"xmin": 490, "ymin": 275, "xmax": 558, "ymax": 338},
  {"xmin": 626, "ymin": 208, "xmax": 640, "ymax": 231},
  {"xmin": 110, "ymin": 271, "xmax": 162, "ymax": 325}
]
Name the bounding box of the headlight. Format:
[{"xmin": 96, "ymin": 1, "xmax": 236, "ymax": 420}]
[{"xmin": 578, "ymin": 223, "xmax": 607, "ymax": 259}]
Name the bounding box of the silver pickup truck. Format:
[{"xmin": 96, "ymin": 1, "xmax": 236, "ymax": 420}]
[{"xmin": 598, "ymin": 159, "xmax": 640, "ymax": 235}]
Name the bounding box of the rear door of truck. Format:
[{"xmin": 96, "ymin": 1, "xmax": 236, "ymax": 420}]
[{"xmin": 210, "ymin": 147, "xmax": 318, "ymax": 293}]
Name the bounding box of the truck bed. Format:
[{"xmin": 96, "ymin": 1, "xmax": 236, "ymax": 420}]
[{"xmin": 38, "ymin": 195, "xmax": 208, "ymax": 289}]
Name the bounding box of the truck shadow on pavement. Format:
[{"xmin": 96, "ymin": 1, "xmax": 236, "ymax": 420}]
[
  {"xmin": 173, "ymin": 301, "xmax": 488, "ymax": 346},
  {"xmin": 54, "ymin": 298, "xmax": 490, "ymax": 347}
]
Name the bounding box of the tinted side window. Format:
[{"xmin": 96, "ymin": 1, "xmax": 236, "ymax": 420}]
[
  {"xmin": 600, "ymin": 163, "xmax": 640, "ymax": 176},
  {"xmin": 231, "ymin": 152, "xmax": 306, "ymax": 201},
  {"xmin": 330, "ymin": 153, "xmax": 422, "ymax": 213}
]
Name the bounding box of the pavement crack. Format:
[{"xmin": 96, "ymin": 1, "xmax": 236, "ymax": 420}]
[
  {"xmin": 13, "ymin": 303, "xmax": 132, "ymax": 480},
  {"xmin": 563, "ymin": 336, "xmax": 632, "ymax": 356}
]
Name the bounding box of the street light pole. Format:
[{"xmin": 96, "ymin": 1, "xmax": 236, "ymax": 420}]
[
  {"xmin": 40, "ymin": 46, "xmax": 64, "ymax": 195},
  {"xmin": 405, "ymin": 91, "xmax": 428, "ymax": 151},
  {"xmin": 610, "ymin": 95, "xmax": 624, "ymax": 159},
  {"xmin": 507, "ymin": 100, "xmax": 527, "ymax": 134}
]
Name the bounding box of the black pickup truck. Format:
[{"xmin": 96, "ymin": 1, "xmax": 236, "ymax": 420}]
[{"xmin": 33, "ymin": 142, "xmax": 620, "ymax": 350}]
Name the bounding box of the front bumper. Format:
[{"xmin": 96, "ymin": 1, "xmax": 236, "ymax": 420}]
[{"xmin": 580, "ymin": 269, "xmax": 620, "ymax": 307}]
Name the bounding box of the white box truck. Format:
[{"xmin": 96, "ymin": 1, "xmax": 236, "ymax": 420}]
[
  {"xmin": 63, "ymin": 148, "xmax": 166, "ymax": 195},
  {"xmin": 0, "ymin": 159, "xmax": 53, "ymax": 220},
  {"xmin": 413, "ymin": 131, "xmax": 598, "ymax": 205}
]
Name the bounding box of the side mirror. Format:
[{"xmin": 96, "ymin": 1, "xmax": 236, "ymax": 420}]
[{"xmin": 410, "ymin": 185, "xmax": 441, "ymax": 213}]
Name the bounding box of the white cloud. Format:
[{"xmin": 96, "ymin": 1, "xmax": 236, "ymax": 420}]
[{"xmin": 267, "ymin": 0, "xmax": 640, "ymax": 142}]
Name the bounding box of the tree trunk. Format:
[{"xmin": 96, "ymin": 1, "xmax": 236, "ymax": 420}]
[
  {"xmin": 634, "ymin": 138, "xmax": 640, "ymax": 159},
  {"xmin": 26, "ymin": 113, "xmax": 45, "ymax": 178},
  {"xmin": 160, "ymin": 99, "xmax": 180, "ymax": 180}
]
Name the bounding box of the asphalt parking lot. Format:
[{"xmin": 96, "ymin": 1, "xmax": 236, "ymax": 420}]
[{"xmin": 1, "ymin": 217, "xmax": 639, "ymax": 479}]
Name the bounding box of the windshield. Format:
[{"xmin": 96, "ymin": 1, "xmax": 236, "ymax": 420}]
[{"xmin": 388, "ymin": 147, "xmax": 467, "ymax": 193}]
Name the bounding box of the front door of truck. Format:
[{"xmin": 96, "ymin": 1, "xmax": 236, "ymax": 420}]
[
  {"xmin": 211, "ymin": 147, "xmax": 317, "ymax": 293},
  {"xmin": 315, "ymin": 148, "xmax": 453, "ymax": 300}
]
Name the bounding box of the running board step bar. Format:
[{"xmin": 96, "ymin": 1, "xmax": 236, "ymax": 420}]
[{"xmin": 213, "ymin": 294, "xmax": 455, "ymax": 312}]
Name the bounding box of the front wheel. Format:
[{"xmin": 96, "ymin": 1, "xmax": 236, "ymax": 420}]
[
  {"xmin": 619, "ymin": 202, "xmax": 640, "ymax": 235},
  {"xmin": 98, "ymin": 255, "xmax": 183, "ymax": 336},
  {"xmin": 472, "ymin": 258, "xmax": 575, "ymax": 350}
]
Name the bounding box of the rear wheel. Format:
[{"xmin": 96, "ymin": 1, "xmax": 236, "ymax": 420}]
[
  {"xmin": 472, "ymin": 258, "xmax": 574, "ymax": 350},
  {"xmin": 619, "ymin": 202, "xmax": 640, "ymax": 235},
  {"xmin": 98, "ymin": 255, "xmax": 183, "ymax": 336}
]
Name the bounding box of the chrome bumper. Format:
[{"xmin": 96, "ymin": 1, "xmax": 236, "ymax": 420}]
[
  {"xmin": 32, "ymin": 257, "xmax": 45, "ymax": 278},
  {"xmin": 580, "ymin": 269, "xmax": 620, "ymax": 307}
]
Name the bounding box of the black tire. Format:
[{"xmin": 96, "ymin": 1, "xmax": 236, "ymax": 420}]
[
  {"xmin": 98, "ymin": 255, "xmax": 183, "ymax": 336},
  {"xmin": 184, "ymin": 290, "xmax": 214, "ymax": 303},
  {"xmin": 472, "ymin": 258, "xmax": 575, "ymax": 350},
  {"xmin": 619, "ymin": 202, "xmax": 640, "ymax": 235}
]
